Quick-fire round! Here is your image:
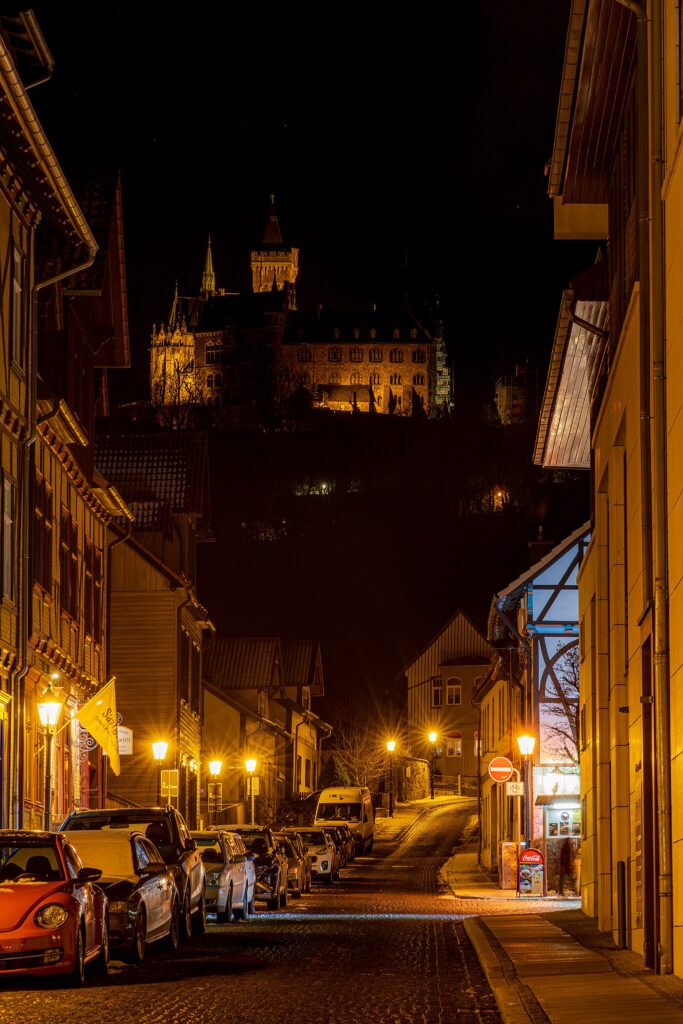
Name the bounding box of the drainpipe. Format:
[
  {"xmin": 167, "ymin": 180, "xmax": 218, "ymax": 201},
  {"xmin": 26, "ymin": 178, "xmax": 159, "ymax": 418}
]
[{"xmin": 649, "ymin": 0, "xmax": 672, "ymax": 976}]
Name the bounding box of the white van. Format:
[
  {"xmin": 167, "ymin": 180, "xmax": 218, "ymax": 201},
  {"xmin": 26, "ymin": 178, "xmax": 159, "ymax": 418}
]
[{"xmin": 314, "ymin": 787, "xmax": 374, "ymax": 854}]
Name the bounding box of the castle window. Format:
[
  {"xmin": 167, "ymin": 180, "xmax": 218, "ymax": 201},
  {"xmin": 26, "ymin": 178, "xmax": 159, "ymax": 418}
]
[
  {"xmin": 413, "ymin": 373, "xmax": 425, "ymax": 386},
  {"xmin": 390, "ymin": 373, "xmax": 402, "ymax": 386},
  {"xmin": 393, "ymin": 329, "xmax": 400, "ymax": 339},
  {"xmin": 389, "ymin": 349, "xmax": 403, "ymax": 363},
  {"xmin": 206, "ymin": 342, "xmax": 224, "ymax": 364},
  {"xmin": 214, "ymin": 373, "xmax": 222, "ymax": 387},
  {"xmin": 353, "ymin": 328, "xmax": 360, "ymax": 339},
  {"xmin": 333, "ymin": 328, "xmax": 341, "ymax": 340},
  {"xmin": 298, "ymin": 346, "xmax": 312, "ymax": 363},
  {"xmin": 370, "ymin": 329, "xmax": 377, "ymax": 339},
  {"xmin": 351, "ymin": 371, "xmax": 362, "ymax": 384},
  {"xmin": 329, "ymin": 370, "xmax": 341, "ymax": 384},
  {"xmin": 328, "ymin": 347, "xmax": 342, "ymax": 362},
  {"xmin": 410, "ymin": 328, "xmax": 418, "ymax": 339},
  {"xmin": 369, "ymin": 372, "xmax": 381, "ymax": 385},
  {"xmin": 369, "ymin": 348, "xmax": 383, "ymax": 363},
  {"xmin": 412, "ymin": 349, "xmax": 426, "ymax": 364},
  {"xmin": 349, "ymin": 347, "xmax": 363, "ymax": 363},
  {"xmin": 206, "ymin": 375, "xmax": 214, "ymax": 388}
]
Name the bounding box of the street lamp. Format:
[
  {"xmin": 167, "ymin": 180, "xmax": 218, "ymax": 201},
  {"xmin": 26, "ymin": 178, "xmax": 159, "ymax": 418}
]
[
  {"xmin": 517, "ymin": 734, "xmax": 536, "ymax": 848},
  {"xmin": 386, "ymin": 740, "xmax": 396, "ymax": 817},
  {"xmin": 428, "ymin": 731, "xmax": 438, "ymax": 800},
  {"xmin": 208, "ymin": 760, "xmax": 222, "ymax": 827},
  {"xmin": 152, "ymin": 740, "xmax": 168, "ymax": 805},
  {"xmin": 246, "ymin": 757, "xmax": 257, "ymax": 825},
  {"xmin": 37, "ymin": 679, "xmax": 64, "ymax": 831}
]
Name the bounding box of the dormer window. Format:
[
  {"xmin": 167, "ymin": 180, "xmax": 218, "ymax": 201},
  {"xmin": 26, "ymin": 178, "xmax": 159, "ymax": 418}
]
[
  {"xmin": 333, "ymin": 328, "xmax": 341, "ymax": 340},
  {"xmin": 353, "ymin": 328, "xmax": 360, "ymax": 339},
  {"xmin": 393, "ymin": 329, "xmax": 400, "ymax": 339},
  {"xmin": 410, "ymin": 328, "xmax": 418, "ymax": 339},
  {"xmin": 370, "ymin": 328, "xmax": 377, "ymax": 339}
]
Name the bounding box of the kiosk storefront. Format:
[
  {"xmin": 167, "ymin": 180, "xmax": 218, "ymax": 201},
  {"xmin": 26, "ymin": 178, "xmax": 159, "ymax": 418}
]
[{"xmin": 535, "ymin": 783, "xmax": 581, "ymax": 896}]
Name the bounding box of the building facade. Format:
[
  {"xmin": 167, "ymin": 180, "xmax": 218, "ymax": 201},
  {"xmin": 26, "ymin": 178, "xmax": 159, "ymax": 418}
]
[
  {"xmin": 533, "ymin": 0, "xmax": 683, "ymax": 976},
  {"xmin": 404, "ymin": 611, "xmax": 491, "ymax": 789}
]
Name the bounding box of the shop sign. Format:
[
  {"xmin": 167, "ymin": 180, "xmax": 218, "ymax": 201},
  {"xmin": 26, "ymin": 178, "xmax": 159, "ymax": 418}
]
[
  {"xmin": 518, "ymin": 847, "xmax": 545, "ymax": 897},
  {"xmin": 117, "ymin": 726, "xmax": 133, "ymax": 755}
]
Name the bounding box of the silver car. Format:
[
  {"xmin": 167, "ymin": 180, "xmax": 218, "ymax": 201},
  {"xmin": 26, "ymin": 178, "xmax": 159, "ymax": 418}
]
[{"xmin": 193, "ymin": 830, "xmax": 255, "ymax": 922}]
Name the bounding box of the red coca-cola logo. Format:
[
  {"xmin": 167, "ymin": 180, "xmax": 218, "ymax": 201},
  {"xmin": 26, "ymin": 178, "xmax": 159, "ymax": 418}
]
[{"xmin": 519, "ymin": 848, "xmax": 544, "ymax": 865}]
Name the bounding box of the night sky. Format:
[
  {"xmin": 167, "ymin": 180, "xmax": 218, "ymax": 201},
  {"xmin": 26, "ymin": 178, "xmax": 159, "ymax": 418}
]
[{"xmin": 26, "ymin": 4, "xmax": 593, "ymax": 711}]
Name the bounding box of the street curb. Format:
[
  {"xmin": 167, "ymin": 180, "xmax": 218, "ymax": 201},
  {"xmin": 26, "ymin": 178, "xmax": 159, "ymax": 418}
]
[{"xmin": 463, "ymin": 917, "xmax": 533, "ymax": 1024}]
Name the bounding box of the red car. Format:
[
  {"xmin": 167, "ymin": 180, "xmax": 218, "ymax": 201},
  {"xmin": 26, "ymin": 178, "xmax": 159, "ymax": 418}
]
[{"xmin": 0, "ymin": 830, "xmax": 109, "ymax": 984}]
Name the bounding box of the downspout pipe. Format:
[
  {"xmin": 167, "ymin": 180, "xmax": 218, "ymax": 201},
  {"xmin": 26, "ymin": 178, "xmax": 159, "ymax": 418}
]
[
  {"xmin": 103, "ymin": 518, "xmax": 132, "ymax": 809},
  {"xmin": 649, "ymin": 0, "xmax": 672, "ymax": 976}
]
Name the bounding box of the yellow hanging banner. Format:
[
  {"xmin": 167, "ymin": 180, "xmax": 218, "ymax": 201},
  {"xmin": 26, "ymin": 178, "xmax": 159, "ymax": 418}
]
[{"xmin": 76, "ymin": 677, "xmax": 121, "ymax": 776}]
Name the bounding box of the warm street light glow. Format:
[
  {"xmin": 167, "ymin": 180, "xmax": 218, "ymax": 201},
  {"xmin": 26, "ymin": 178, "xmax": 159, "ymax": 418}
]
[
  {"xmin": 517, "ymin": 735, "xmax": 536, "ymax": 757},
  {"xmin": 245, "ymin": 757, "xmax": 257, "ymax": 773},
  {"xmin": 37, "ymin": 681, "xmax": 63, "ymax": 729},
  {"xmin": 152, "ymin": 740, "xmax": 168, "ymax": 762},
  {"xmin": 428, "ymin": 731, "xmax": 438, "ymax": 745},
  {"xmin": 386, "ymin": 739, "xmax": 396, "ymax": 753},
  {"xmin": 209, "ymin": 759, "xmax": 222, "ymax": 777}
]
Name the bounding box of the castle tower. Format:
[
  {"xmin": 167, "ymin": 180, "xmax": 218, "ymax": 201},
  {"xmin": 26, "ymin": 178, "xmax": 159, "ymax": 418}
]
[
  {"xmin": 201, "ymin": 235, "xmax": 216, "ymax": 298},
  {"xmin": 250, "ymin": 194, "xmax": 299, "ymax": 302},
  {"xmin": 150, "ymin": 281, "xmax": 197, "ymax": 411}
]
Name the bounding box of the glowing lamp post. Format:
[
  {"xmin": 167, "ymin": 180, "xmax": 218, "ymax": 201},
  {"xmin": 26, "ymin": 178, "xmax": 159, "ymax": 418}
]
[
  {"xmin": 37, "ymin": 680, "xmax": 64, "ymax": 831},
  {"xmin": 152, "ymin": 740, "xmax": 168, "ymax": 805},
  {"xmin": 517, "ymin": 734, "xmax": 536, "ymax": 848},
  {"xmin": 246, "ymin": 757, "xmax": 257, "ymax": 825},
  {"xmin": 208, "ymin": 760, "xmax": 222, "ymax": 827},
  {"xmin": 428, "ymin": 731, "xmax": 438, "ymax": 800},
  {"xmin": 386, "ymin": 740, "xmax": 396, "ymax": 817}
]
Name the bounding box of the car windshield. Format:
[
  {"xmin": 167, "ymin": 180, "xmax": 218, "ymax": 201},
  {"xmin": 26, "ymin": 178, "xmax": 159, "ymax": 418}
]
[
  {"xmin": 64, "ymin": 833, "xmax": 135, "ymax": 879},
  {"xmin": 63, "ymin": 813, "xmax": 177, "ymax": 860},
  {"xmin": 316, "ymin": 803, "xmax": 361, "ymax": 821},
  {"xmin": 297, "ymin": 831, "xmax": 326, "ymax": 845},
  {"xmin": 195, "ymin": 839, "xmax": 225, "ymax": 865},
  {"xmin": 278, "ymin": 839, "xmax": 294, "ymax": 857},
  {"xmin": 0, "ymin": 842, "xmax": 63, "ymax": 882},
  {"xmin": 238, "ymin": 834, "xmax": 269, "ymax": 856}
]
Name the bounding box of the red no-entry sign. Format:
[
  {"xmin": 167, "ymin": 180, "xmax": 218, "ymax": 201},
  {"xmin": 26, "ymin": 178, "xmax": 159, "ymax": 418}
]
[{"xmin": 488, "ymin": 756, "xmax": 514, "ymax": 784}]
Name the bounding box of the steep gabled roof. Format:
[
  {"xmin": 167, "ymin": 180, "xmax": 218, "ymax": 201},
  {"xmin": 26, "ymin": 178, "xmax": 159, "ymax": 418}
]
[
  {"xmin": 402, "ymin": 609, "xmax": 491, "ymax": 676},
  {"xmin": 204, "ymin": 637, "xmax": 282, "ymax": 691}
]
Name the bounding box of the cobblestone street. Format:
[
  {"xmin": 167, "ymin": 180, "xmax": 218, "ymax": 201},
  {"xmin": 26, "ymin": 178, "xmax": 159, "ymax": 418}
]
[{"xmin": 0, "ymin": 800, "xmax": 502, "ymax": 1024}]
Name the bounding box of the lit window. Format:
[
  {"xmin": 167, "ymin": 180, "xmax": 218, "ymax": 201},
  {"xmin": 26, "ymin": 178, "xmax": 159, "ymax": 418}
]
[
  {"xmin": 369, "ymin": 348, "xmax": 383, "ymax": 363},
  {"xmin": 298, "ymin": 346, "xmax": 312, "ymax": 363},
  {"xmin": 369, "ymin": 329, "xmax": 377, "ymax": 339},
  {"xmin": 413, "ymin": 373, "xmax": 425, "ymax": 386},
  {"xmin": 369, "ymin": 372, "xmax": 381, "ymax": 385},
  {"xmin": 432, "ymin": 678, "xmax": 442, "ymax": 707},
  {"xmin": 349, "ymin": 347, "xmax": 363, "ymax": 363},
  {"xmin": 389, "ymin": 349, "xmax": 403, "ymax": 363},
  {"xmin": 351, "ymin": 371, "xmax": 362, "ymax": 384},
  {"xmin": 390, "ymin": 373, "xmax": 402, "ymax": 386},
  {"xmin": 412, "ymin": 349, "xmax": 426, "ymax": 364},
  {"xmin": 328, "ymin": 347, "xmax": 342, "ymax": 362},
  {"xmin": 329, "ymin": 370, "xmax": 341, "ymax": 384},
  {"xmin": 446, "ymin": 734, "xmax": 462, "ymax": 757}
]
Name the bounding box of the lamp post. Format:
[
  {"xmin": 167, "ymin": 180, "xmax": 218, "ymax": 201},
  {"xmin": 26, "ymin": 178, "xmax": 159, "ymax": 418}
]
[
  {"xmin": 246, "ymin": 757, "xmax": 257, "ymax": 825},
  {"xmin": 37, "ymin": 679, "xmax": 64, "ymax": 831},
  {"xmin": 428, "ymin": 731, "xmax": 438, "ymax": 800},
  {"xmin": 208, "ymin": 759, "xmax": 222, "ymax": 827},
  {"xmin": 152, "ymin": 740, "xmax": 168, "ymax": 805},
  {"xmin": 517, "ymin": 734, "xmax": 536, "ymax": 849},
  {"xmin": 386, "ymin": 740, "xmax": 396, "ymax": 817}
]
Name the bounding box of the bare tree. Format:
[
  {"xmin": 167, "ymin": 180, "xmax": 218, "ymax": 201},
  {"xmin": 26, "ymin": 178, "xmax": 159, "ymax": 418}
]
[
  {"xmin": 332, "ymin": 721, "xmax": 388, "ymax": 790},
  {"xmin": 541, "ymin": 644, "xmax": 580, "ymax": 764}
]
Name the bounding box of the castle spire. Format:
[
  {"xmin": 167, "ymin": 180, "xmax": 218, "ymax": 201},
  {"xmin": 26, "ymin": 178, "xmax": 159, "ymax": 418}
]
[
  {"xmin": 201, "ymin": 235, "xmax": 216, "ymax": 296},
  {"xmin": 262, "ymin": 193, "xmax": 284, "ymax": 246},
  {"xmin": 168, "ymin": 279, "xmax": 179, "ymax": 327}
]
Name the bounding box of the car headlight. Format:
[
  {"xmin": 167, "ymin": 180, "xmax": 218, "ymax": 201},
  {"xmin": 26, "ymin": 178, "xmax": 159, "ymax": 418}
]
[
  {"xmin": 35, "ymin": 904, "xmax": 69, "ymax": 928},
  {"xmin": 109, "ymin": 901, "xmax": 127, "ymax": 913},
  {"xmin": 206, "ymin": 871, "xmax": 222, "ymax": 886},
  {"xmin": 321, "ymin": 861, "xmax": 329, "ymax": 871}
]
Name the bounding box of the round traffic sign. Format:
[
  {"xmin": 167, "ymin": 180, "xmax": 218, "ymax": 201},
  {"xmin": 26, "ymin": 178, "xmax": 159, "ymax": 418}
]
[{"xmin": 488, "ymin": 756, "xmax": 514, "ymax": 783}]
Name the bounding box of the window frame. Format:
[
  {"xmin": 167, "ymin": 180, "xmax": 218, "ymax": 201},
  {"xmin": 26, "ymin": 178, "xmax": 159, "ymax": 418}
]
[
  {"xmin": 431, "ymin": 678, "xmax": 442, "ymax": 708},
  {"xmin": 446, "ymin": 681, "xmax": 461, "ymax": 706}
]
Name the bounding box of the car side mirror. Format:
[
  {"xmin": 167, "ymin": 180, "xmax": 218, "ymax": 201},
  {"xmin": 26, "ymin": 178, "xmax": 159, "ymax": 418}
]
[
  {"xmin": 77, "ymin": 867, "xmax": 102, "ymax": 883},
  {"xmin": 142, "ymin": 861, "xmax": 167, "ymax": 876}
]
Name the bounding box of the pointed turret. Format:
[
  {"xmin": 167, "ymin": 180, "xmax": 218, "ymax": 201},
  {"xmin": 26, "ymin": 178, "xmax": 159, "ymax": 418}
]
[
  {"xmin": 168, "ymin": 280, "xmax": 179, "ymax": 328},
  {"xmin": 263, "ymin": 193, "xmax": 284, "ymax": 245},
  {"xmin": 201, "ymin": 235, "xmax": 216, "ymax": 296}
]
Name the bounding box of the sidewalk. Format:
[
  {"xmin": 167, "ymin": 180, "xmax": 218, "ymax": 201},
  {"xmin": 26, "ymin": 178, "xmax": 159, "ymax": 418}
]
[
  {"xmin": 372, "ymin": 795, "xmax": 459, "ymax": 842},
  {"xmin": 466, "ymin": 912, "xmax": 683, "ymax": 1024}
]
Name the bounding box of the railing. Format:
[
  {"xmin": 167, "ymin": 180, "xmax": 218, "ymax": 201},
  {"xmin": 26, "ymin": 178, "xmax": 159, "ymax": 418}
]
[{"xmin": 433, "ymin": 774, "xmax": 478, "ymax": 796}]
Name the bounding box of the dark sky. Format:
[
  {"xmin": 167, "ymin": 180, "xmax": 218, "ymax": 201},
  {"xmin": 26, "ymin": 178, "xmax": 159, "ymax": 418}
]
[{"xmin": 29, "ymin": 2, "xmax": 594, "ymax": 405}]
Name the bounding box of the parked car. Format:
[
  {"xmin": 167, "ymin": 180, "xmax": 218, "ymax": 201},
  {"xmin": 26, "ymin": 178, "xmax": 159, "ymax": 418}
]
[
  {"xmin": 327, "ymin": 825, "xmax": 352, "ymax": 869},
  {"xmin": 273, "ymin": 833, "xmax": 305, "ymax": 898},
  {"xmin": 279, "ymin": 829, "xmax": 312, "ymax": 892},
  {"xmin": 60, "ymin": 807, "xmax": 205, "ymax": 941},
  {"xmin": 192, "ymin": 830, "xmax": 255, "ymax": 921},
  {"xmin": 227, "ymin": 831, "xmax": 257, "ymax": 916},
  {"xmin": 338, "ymin": 824, "xmax": 355, "ymax": 863},
  {"xmin": 232, "ymin": 826, "xmax": 288, "ymax": 910},
  {"xmin": 293, "ymin": 828, "xmax": 338, "ymax": 884},
  {"xmin": 0, "ymin": 830, "xmax": 108, "ymax": 985},
  {"xmin": 64, "ymin": 829, "xmax": 179, "ymax": 962}
]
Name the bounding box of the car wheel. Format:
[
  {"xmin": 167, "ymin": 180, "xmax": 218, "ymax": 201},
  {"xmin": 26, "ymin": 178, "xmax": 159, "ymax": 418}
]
[
  {"xmin": 218, "ymin": 884, "xmax": 233, "ymax": 924},
  {"xmin": 279, "ymin": 885, "xmax": 288, "ymax": 908},
  {"xmin": 180, "ymin": 891, "xmax": 192, "ymax": 942},
  {"xmin": 192, "ymin": 888, "xmax": 207, "ymax": 935},
  {"xmin": 292, "ymin": 885, "xmax": 302, "ymax": 900},
  {"xmin": 164, "ymin": 898, "xmax": 180, "ymax": 951},
  {"xmin": 128, "ymin": 908, "xmax": 147, "ymax": 964},
  {"xmin": 95, "ymin": 915, "xmax": 110, "ymax": 972},
  {"xmin": 248, "ymin": 891, "xmax": 256, "ymax": 916},
  {"xmin": 66, "ymin": 926, "xmax": 86, "ymax": 986},
  {"xmin": 266, "ymin": 876, "xmax": 279, "ymax": 910},
  {"xmin": 239, "ymin": 890, "xmax": 249, "ymax": 920}
]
